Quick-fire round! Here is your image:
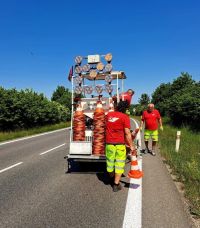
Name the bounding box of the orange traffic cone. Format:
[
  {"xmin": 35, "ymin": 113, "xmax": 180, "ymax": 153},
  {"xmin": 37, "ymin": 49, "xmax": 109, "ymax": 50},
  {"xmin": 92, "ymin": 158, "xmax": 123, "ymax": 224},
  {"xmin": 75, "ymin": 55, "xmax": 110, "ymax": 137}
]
[{"xmin": 128, "ymin": 154, "xmax": 143, "ymax": 179}]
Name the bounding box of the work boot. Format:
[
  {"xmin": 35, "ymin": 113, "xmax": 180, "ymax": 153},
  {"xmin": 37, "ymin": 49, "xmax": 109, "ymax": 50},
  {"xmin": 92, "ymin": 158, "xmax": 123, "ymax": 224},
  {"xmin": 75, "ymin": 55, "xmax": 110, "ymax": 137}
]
[{"xmin": 113, "ymin": 183, "xmax": 122, "ymax": 192}]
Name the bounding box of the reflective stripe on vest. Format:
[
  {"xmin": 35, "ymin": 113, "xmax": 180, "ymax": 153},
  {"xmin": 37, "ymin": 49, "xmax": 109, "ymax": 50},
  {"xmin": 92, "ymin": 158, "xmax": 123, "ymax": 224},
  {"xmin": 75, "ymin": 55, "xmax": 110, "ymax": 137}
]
[
  {"xmin": 106, "ymin": 158, "xmax": 115, "ymax": 163},
  {"xmin": 115, "ymin": 159, "xmax": 126, "ymax": 163},
  {"xmin": 115, "ymin": 166, "xmax": 124, "ymax": 170}
]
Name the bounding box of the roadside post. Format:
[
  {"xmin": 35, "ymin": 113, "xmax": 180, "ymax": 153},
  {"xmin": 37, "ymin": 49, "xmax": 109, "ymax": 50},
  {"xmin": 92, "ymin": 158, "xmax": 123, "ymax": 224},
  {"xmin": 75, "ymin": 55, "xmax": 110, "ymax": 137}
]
[{"xmin": 175, "ymin": 131, "xmax": 181, "ymax": 152}]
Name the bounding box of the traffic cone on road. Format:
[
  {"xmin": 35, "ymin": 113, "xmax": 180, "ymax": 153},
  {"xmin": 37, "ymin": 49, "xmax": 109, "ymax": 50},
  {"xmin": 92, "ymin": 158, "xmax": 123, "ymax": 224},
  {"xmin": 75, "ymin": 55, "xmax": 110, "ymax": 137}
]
[{"xmin": 128, "ymin": 153, "xmax": 143, "ymax": 179}]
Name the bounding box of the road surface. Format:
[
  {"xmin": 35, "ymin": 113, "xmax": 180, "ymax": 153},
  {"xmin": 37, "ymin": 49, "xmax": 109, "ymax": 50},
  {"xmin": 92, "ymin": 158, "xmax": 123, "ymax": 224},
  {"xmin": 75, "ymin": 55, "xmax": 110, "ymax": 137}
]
[{"xmin": 0, "ymin": 120, "xmax": 193, "ymax": 228}]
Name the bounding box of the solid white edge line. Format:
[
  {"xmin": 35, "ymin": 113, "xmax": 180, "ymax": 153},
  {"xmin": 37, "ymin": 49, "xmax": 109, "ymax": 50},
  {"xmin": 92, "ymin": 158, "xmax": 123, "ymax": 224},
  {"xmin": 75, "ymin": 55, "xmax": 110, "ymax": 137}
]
[
  {"xmin": 123, "ymin": 160, "xmax": 142, "ymax": 228},
  {"xmin": 0, "ymin": 162, "xmax": 23, "ymax": 174},
  {"xmin": 0, "ymin": 127, "xmax": 70, "ymax": 146},
  {"xmin": 122, "ymin": 118, "xmax": 142, "ymax": 228},
  {"xmin": 39, "ymin": 143, "xmax": 66, "ymax": 155}
]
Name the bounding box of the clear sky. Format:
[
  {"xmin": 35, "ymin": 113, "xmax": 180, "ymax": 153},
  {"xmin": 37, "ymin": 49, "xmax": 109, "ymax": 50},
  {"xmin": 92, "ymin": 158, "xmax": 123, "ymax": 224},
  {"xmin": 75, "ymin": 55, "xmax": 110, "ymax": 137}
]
[{"xmin": 0, "ymin": 0, "xmax": 200, "ymax": 103}]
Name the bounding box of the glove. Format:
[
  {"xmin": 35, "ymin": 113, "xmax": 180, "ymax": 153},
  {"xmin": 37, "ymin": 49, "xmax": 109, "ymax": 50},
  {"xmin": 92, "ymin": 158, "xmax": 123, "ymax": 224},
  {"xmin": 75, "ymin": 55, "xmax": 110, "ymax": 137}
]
[{"xmin": 160, "ymin": 126, "xmax": 163, "ymax": 131}]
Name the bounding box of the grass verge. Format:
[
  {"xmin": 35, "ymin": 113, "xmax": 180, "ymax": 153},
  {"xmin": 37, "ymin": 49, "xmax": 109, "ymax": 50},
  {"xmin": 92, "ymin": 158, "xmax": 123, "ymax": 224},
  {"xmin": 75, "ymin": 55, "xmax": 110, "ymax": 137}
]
[
  {"xmin": 159, "ymin": 123, "xmax": 200, "ymax": 217},
  {"xmin": 0, "ymin": 122, "xmax": 71, "ymax": 143}
]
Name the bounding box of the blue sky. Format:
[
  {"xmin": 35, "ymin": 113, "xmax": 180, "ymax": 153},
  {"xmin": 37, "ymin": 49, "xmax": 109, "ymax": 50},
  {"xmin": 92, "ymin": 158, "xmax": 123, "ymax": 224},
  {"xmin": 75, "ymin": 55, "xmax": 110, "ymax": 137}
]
[{"xmin": 0, "ymin": 0, "xmax": 200, "ymax": 104}]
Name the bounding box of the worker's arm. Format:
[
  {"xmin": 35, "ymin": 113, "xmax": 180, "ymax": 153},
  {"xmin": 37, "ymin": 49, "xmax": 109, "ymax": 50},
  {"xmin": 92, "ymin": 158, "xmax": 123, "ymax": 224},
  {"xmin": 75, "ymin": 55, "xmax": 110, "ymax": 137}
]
[
  {"xmin": 139, "ymin": 115, "xmax": 144, "ymax": 131},
  {"xmin": 158, "ymin": 117, "xmax": 163, "ymax": 131},
  {"xmin": 125, "ymin": 128, "xmax": 136, "ymax": 152}
]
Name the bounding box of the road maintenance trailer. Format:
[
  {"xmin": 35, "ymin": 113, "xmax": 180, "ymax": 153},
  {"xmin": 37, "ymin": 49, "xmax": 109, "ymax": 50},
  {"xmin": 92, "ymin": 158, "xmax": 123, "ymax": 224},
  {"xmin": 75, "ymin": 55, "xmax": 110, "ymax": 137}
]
[{"xmin": 65, "ymin": 54, "xmax": 131, "ymax": 172}]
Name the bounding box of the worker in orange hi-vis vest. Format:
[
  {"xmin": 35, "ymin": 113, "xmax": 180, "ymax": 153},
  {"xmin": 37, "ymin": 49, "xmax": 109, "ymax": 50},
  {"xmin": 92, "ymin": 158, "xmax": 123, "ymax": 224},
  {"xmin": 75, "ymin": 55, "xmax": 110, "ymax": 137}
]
[{"xmin": 139, "ymin": 103, "xmax": 163, "ymax": 156}]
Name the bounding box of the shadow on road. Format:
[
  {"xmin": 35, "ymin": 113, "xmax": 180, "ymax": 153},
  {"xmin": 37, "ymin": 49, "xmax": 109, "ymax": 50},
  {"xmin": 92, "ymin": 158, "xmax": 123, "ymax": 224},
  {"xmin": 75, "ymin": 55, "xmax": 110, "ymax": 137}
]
[
  {"xmin": 96, "ymin": 172, "xmax": 113, "ymax": 186},
  {"xmin": 66, "ymin": 159, "xmax": 107, "ymax": 174},
  {"xmin": 65, "ymin": 159, "xmax": 142, "ymax": 189}
]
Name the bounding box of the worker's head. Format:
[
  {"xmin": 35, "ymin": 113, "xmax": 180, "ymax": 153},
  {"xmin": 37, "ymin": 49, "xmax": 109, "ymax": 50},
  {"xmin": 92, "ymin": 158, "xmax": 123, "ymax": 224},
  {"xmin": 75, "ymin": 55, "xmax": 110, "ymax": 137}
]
[
  {"xmin": 116, "ymin": 100, "xmax": 129, "ymax": 113},
  {"xmin": 147, "ymin": 103, "xmax": 154, "ymax": 112},
  {"xmin": 127, "ymin": 89, "xmax": 134, "ymax": 96}
]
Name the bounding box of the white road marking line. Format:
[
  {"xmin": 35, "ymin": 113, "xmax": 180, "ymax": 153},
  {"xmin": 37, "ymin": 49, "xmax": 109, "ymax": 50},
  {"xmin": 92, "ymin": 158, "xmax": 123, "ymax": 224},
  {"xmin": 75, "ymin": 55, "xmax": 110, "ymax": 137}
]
[
  {"xmin": 0, "ymin": 162, "xmax": 23, "ymax": 174},
  {"xmin": 39, "ymin": 143, "xmax": 66, "ymax": 155},
  {"xmin": 123, "ymin": 160, "xmax": 142, "ymax": 228},
  {"xmin": 122, "ymin": 118, "xmax": 142, "ymax": 228},
  {"xmin": 0, "ymin": 127, "xmax": 70, "ymax": 146}
]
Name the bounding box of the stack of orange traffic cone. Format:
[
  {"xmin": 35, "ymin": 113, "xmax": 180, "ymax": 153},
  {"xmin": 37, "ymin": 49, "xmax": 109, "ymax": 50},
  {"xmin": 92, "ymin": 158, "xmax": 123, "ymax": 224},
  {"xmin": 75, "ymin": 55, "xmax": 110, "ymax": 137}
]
[
  {"xmin": 128, "ymin": 152, "xmax": 143, "ymax": 179},
  {"xmin": 92, "ymin": 101, "xmax": 105, "ymax": 155}
]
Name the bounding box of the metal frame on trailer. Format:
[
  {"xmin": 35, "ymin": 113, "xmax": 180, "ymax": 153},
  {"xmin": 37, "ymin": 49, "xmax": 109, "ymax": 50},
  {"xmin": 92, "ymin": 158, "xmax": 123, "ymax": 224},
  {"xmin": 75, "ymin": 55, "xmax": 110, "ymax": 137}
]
[{"xmin": 66, "ymin": 55, "xmax": 127, "ymax": 171}]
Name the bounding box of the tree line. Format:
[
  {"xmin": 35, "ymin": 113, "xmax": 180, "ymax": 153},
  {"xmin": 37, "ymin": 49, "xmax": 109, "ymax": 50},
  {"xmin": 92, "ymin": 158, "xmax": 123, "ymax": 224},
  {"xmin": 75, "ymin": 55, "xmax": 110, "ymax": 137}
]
[
  {"xmin": 130, "ymin": 72, "xmax": 200, "ymax": 130},
  {"xmin": 0, "ymin": 72, "xmax": 199, "ymax": 131},
  {"xmin": 0, "ymin": 87, "xmax": 71, "ymax": 131}
]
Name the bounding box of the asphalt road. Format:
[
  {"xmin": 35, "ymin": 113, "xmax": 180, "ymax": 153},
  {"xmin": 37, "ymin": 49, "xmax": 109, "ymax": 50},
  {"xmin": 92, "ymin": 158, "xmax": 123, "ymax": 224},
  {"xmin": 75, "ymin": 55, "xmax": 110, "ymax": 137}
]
[{"xmin": 0, "ymin": 120, "xmax": 193, "ymax": 228}]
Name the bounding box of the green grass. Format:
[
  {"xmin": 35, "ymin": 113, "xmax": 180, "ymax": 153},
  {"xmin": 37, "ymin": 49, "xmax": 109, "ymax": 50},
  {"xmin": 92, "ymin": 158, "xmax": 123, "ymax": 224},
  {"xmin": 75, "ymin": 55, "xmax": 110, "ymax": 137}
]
[
  {"xmin": 0, "ymin": 122, "xmax": 71, "ymax": 143},
  {"xmin": 159, "ymin": 123, "xmax": 200, "ymax": 217}
]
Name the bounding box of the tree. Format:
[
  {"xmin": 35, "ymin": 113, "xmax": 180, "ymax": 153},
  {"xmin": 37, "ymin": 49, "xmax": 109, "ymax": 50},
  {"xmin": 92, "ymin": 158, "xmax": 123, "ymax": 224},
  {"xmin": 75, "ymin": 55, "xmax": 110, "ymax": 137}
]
[
  {"xmin": 151, "ymin": 72, "xmax": 200, "ymax": 130},
  {"xmin": 170, "ymin": 72, "xmax": 194, "ymax": 96},
  {"xmin": 0, "ymin": 87, "xmax": 69, "ymax": 131},
  {"xmin": 138, "ymin": 93, "xmax": 150, "ymax": 106},
  {"xmin": 51, "ymin": 86, "xmax": 72, "ymax": 111},
  {"xmin": 168, "ymin": 82, "xmax": 200, "ymax": 129},
  {"xmin": 151, "ymin": 83, "xmax": 171, "ymax": 115},
  {"xmin": 151, "ymin": 72, "xmax": 195, "ymax": 116}
]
